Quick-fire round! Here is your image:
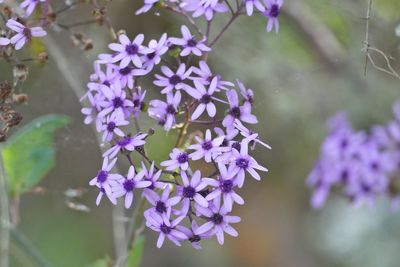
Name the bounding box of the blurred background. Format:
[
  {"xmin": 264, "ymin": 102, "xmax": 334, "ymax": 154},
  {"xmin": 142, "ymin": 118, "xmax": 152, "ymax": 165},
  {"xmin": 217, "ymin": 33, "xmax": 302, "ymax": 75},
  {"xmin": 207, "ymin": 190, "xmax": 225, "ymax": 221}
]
[{"xmin": 2, "ymin": 0, "xmax": 400, "ymax": 266}]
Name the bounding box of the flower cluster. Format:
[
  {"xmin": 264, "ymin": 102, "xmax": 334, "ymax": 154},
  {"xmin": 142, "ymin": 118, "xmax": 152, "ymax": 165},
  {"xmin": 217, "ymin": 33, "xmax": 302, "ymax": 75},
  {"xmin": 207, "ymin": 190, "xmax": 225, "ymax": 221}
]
[
  {"xmin": 0, "ymin": 0, "xmax": 47, "ymax": 51},
  {"xmin": 135, "ymin": 0, "xmax": 284, "ymax": 32},
  {"xmin": 82, "ymin": 21, "xmax": 271, "ymax": 247},
  {"xmin": 307, "ymin": 103, "xmax": 400, "ymax": 210}
]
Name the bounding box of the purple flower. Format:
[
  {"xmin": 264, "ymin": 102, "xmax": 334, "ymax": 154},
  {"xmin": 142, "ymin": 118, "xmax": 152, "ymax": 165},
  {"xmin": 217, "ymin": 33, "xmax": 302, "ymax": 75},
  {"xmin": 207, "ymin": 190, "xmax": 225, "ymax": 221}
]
[
  {"xmin": 143, "ymin": 33, "xmax": 169, "ymax": 70},
  {"xmin": 144, "ymin": 186, "xmax": 181, "ymax": 222},
  {"xmin": 186, "ymin": 78, "xmax": 219, "ymax": 120},
  {"xmin": 178, "ymin": 170, "xmax": 209, "ymax": 214},
  {"xmin": 194, "ymin": 199, "xmax": 241, "ymax": 245},
  {"xmin": 141, "ymin": 161, "xmax": 164, "ymax": 191},
  {"xmin": 135, "ymin": 0, "xmax": 159, "ymax": 15},
  {"xmin": 20, "ymin": 0, "xmax": 45, "ymax": 17},
  {"xmin": 148, "ymin": 91, "xmax": 181, "ymax": 131},
  {"xmin": 112, "ymin": 166, "xmax": 151, "ymax": 208},
  {"xmin": 97, "ymin": 81, "xmax": 133, "ymax": 118},
  {"xmin": 204, "ymin": 163, "xmax": 244, "ymax": 212},
  {"xmin": 263, "ymin": 0, "xmax": 283, "ymax": 33},
  {"xmin": 233, "ymin": 119, "xmax": 271, "ymax": 149},
  {"xmin": 99, "ymin": 114, "xmax": 129, "ymax": 142},
  {"xmin": 108, "ymin": 34, "xmax": 152, "ymax": 68},
  {"xmin": 229, "ymin": 139, "xmax": 268, "ymax": 187},
  {"xmin": 176, "ymin": 220, "xmax": 213, "ymax": 249},
  {"xmin": 188, "ymin": 129, "xmax": 229, "ymax": 163},
  {"xmin": 103, "ymin": 133, "xmax": 147, "ymax": 158},
  {"xmin": 6, "ymin": 19, "xmax": 46, "ymax": 50},
  {"xmin": 222, "ymin": 89, "xmax": 258, "ymax": 127},
  {"xmin": 112, "ymin": 64, "xmax": 149, "ymax": 89},
  {"xmin": 237, "ymin": 79, "xmax": 254, "ymax": 103},
  {"xmin": 146, "ymin": 212, "xmax": 187, "ymax": 248},
  {"xmin": 0, "ymin": 37, "xmax": 10, "ymax": 46},
  {"xmin": 89, "ymin": 157, "xmax": 123, "ymax": 205},
  {"xmin": 190, "ymin": 61, "xmax": 234, "ymax": 90},
  {"xmin": 131, "ymin": 87, "xmax": 146, "ymax": 118},
  {"xmin": 161, "ymin": 148, "xmax": 189, "ymax": 171},
  {"xmin": 89, "ymin": 63, "xmax": 116, "ymax": 88},
  {"xmin": 169, "ymin": 25, "xmax": 211, "ymax": 56},
  {"xmin": 153, "ymin": 64, "xmax": 192, "ymax": 94},
  {"xmin": 244, "ymin": 0, "xmax": 265, "ymax": 16},
  {"xmin": 181, "ymin": 0, "xmax": 228, "ymax": 21}
]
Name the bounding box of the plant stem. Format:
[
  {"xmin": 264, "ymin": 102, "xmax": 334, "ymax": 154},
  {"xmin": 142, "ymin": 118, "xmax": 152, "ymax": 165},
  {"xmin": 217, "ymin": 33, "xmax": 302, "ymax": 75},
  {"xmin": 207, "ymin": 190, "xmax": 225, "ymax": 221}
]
[
  {"xmin": 0, "ymin": 156, "xmax": 10, "ymax": 267},
  {"xmin": 44, "ymin": 33, "xmax": 129, "ymax": 266}
]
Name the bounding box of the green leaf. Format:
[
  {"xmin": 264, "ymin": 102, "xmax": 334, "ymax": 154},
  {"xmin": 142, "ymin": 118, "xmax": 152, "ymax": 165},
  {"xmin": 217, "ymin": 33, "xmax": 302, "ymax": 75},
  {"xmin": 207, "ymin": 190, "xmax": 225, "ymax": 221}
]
[
  {"xmin": 127, "ymin": 235, "xmax": 145, "ymax": 267},
  {"xmin": 1, "ymin": 115, "xmax": 70, "ymax": 197},
  {"xmin": 86, "ymin": 258, "xmax": 110, "ymax": 267}
]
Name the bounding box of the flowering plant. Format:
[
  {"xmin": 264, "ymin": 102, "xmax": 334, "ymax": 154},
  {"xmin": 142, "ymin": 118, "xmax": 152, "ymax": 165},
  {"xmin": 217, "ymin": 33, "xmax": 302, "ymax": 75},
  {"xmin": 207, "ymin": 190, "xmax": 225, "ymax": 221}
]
[{"xmin": 80, "ymin": 0, "xmax": 282, "ymax": 250}]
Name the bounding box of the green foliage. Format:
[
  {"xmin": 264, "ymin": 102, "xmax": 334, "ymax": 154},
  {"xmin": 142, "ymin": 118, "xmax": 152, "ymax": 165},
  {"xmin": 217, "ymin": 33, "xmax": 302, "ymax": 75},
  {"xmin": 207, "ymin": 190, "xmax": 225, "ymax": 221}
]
[
  {"xmin": 374, "ymin": 0, "xmax": 400, "ymax": 21},
  {"xmin": 127, "ymin": 235, "xmax": 145, "ymax": 267},
  {"xmin": 1, "ymin": 115, "xmax": 70, "ymax": 197},
  {"xmin": 87, "ymin": 258, "xmax": 110, "ymax": 267}
]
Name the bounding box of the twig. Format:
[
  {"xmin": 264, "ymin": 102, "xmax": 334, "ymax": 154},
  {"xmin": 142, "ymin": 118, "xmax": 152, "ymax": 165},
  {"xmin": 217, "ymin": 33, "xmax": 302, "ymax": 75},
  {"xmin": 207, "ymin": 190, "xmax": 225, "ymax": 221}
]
[
  {"xmin": 361, "ymin": 0, "xmax": 400, "ymax": 79},
  {"xmin": 0, "ymin": 156, "xmax": 10, "ymax": 267},
  {"xmin": 44, "ymin": 33, "xmax": 128, "ymax": 265},
  {"xmin": 363, "ymin": 0, "xmax": 373, "ymax": 76}
]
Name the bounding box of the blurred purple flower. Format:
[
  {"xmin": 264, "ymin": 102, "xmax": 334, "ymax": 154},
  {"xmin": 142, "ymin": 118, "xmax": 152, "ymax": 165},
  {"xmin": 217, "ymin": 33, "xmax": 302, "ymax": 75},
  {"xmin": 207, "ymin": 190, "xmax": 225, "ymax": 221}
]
[
  {"xmin": 6, "ymin": 19, "xmax": 46, "ymax": 50},
  {"xmin": 161, "ymin": 148, "xmax": 190, "ymax": 171},
  {"xmin": 109, "ymin": 34, "xmax": 152, "ymax": 68},
  {"xmin": 146, "ymin": 212, "xmax": 187, "ymax": 248},
  {"xmin": 263, "ymin": 0, "xmax": 283, "ymax": 33},
  {"xmin": 188, "ymin": 129, "xmax": 229, "ymax": 162},
  {"xmin": 112, "ymin": 166, "xmax": 151, "ymax": 208},
  {"xmin": 194, "ymin": 199, "xmax": 241, "ymax": 245},
  {"xmin": 154, "ymin": 64, "xmax": 192, "ymax": 94},
  {"xmin": 169, "ymin": 25, "xmax": 211, "ymax": 56}
]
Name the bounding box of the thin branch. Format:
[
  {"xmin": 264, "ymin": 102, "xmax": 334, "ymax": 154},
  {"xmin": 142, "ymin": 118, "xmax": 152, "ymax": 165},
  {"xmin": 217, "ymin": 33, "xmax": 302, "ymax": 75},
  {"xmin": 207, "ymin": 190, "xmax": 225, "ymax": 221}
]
[
  {"xmin": 0, "ymin": 156, "xmax": 10, "ymax": 267},
  {"xmin": 363, "ymin": 0, "xmax": 373, "ymax": 76}
]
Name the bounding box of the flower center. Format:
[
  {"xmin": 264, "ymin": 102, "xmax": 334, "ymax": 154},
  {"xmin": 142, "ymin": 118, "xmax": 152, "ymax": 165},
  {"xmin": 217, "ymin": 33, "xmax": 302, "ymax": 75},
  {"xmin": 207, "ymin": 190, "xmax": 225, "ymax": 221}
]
[
  {"xmin": 147, "ymin": 52, "xmax": 156, "ymax": 60},
  {"xmin": 96, "ymin": 170, "xmax": 108, "ymax": 183},
  {"xmin": 269, "ymin": 4, "xmax": 280, "ymax": 18},
  {"xmin": 200, "ymin": 94, "xmax": 212, "ymax": 104},
  {"xmin": 107, "ymin": 121, "xmax": 116, "ymax": 132},
  {"xmin": 183, "ymin": 186, "xmax": 196, "ymax": 198},
  {"xmin": 23, "ymin": 28, "xmax": 32, "ymax": 39},
  {"xmin": 211, "ymin": 213, "xmax": 223, "ymax": 225},
  {"xmin": 221, "ymin": 179, "xmax": 233, "ymax": 193},
  {"xmin": 187, "ymin": 38, "xmax": 197, "ymax": 47},
  {"xmin": 117, "ymin": 137, "xmax": 131, "ymax": 147},
  {"xmin": 201, "ymin": 141, "xmax": 213, "ymax": 151},
  {"xmin": 113, "ymin": 97, "xmax": 123, "ymax": 108},
  {"xmin": 232, "ymin": 142, "xmax": 241, "ymax": 151},
  {"xmin": 177, "ymin": 152, "xmax": 188, "ymax": 163},
  {"xmin": 119, "ymin": 66, "xmax": 132, "ymax": 76},
  {"xmin": 236, "ymin": 157, "xmax": 249, "ymax": 169},
  {"xmin": 123, "ymin": 179, "xmax": 135, "ymax": 192},
  {"xmin": 155, "ymin": 201, "xmax": 167, "ymax": 213},
  {"xmin": 229, "ymin": 107, "xmax": 241, "ymax": 118},
  {"xmin": 133, "ymin": 99, "xmax": 141, "ymax": 107},
  {"xmin": 370, "ymin": 161, "xmax": 380, "ymax": 171},
  {"xmin": 103, "ymin": 81, "xmax": 111, "ymax": 86},
  {"xmin": 189, "ymin": 235, "xmax": 201, "ymax": 243},
  {"xmin": 160, "ymin": 223, "xmax": 171, "ymax": 234},
  {"xmin": 169, "ymin": 74, "xmax": 182, "ymax": 85},
  {"xmin": 166, "ymin": 104, "xmax": 176, "ymax": 114},
  {"xmin": 125, "ymin": 44, "xmax": 138, "ymax": 55}
]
